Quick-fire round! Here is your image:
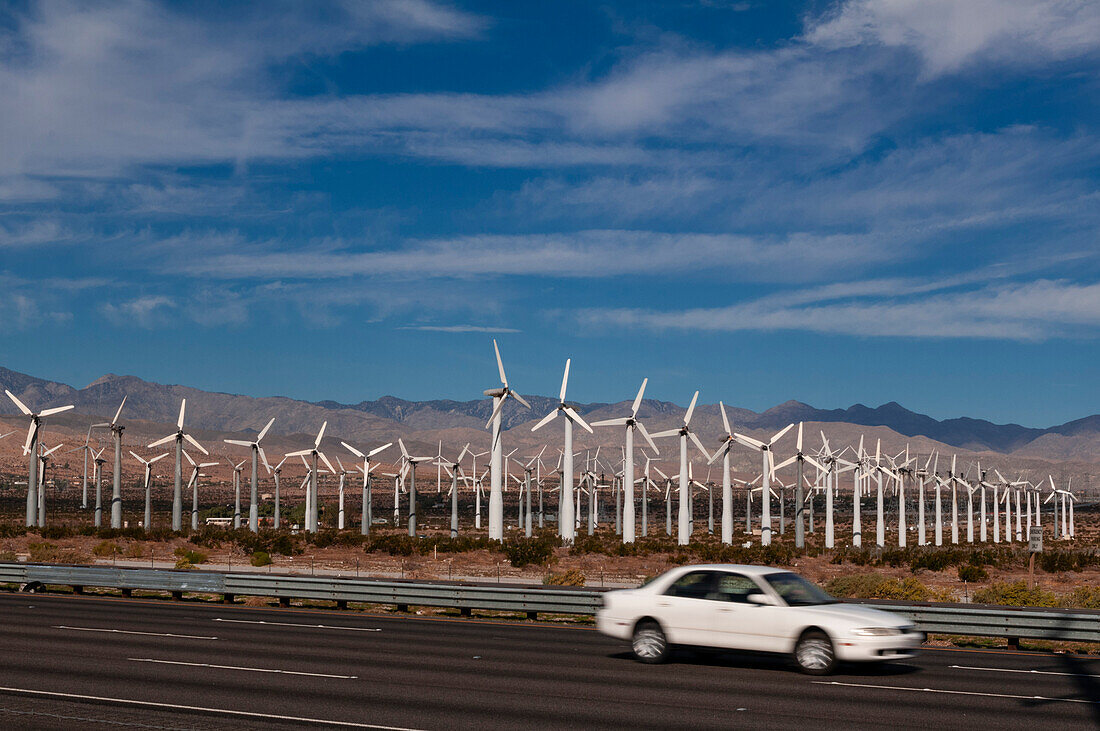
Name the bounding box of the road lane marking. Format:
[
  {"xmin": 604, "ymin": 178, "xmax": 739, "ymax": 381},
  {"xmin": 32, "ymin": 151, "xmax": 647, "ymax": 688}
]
[
  {"xmin": 814, "ymin": 680, "xmax": 1099, "ymax": 704},
  {"xmin": 54, "ymin": 626, "xmax": 217, "ymax": 640},
  {"xmin": 0, "ymin": 686, "xmax": 422, "ymax": 729},
  {"xmin": 214, "ymin": 618, "xmax": 381, "ymax": 632},
  {"xmin": 129, "ymin": 658, "xmax": 357, "ymax": 679},
  {"xmin": 951, "ymin": 664, "xmax": 1100, "ymax": 679}
]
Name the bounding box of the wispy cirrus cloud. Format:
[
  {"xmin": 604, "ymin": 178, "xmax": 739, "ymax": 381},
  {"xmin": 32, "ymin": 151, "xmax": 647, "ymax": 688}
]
[
  {"xmin": 576, "ymin": 278, "xmax": 1100, "ymax": 341},
  {"xmin": 399, "ymin": 324, "xmax": 520, "ymax": 333}
]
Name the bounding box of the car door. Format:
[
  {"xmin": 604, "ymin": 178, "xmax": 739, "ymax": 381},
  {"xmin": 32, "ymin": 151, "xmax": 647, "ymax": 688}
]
[
  {"xmin": 737, "ymin": 574, "xmax": 808, "ymax": 653},
  {"xmin": 699, "ymin": 572, "xmax": 761, "ymax": 650},
  {"xmin": 652, "ymin": 570, "xmax": 720, "ymax": 646}
]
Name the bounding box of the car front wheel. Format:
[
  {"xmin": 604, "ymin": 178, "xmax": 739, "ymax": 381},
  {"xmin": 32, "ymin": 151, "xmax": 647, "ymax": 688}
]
[
  {"xmin": 794, "ymin": 630, "xmax": 836, "ymax": 675},
  {"xmin": 632, "ymin": 620, "xmax": 669, "ymax": 664}
]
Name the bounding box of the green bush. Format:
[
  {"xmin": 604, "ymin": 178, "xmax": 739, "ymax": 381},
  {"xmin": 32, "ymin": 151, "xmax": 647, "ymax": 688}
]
[
  {"xmin": 957, "ymin": 565, "xmax": 989, "ymax": 583},
  {"xmin": 92, "ymin": 541, "xmax": 121, "ymax": 557},
  {"xmin": 825, "ymin": 574, "xmax": 933, "ymax": 601},
  {"xmin": 544, "ymin": 569, "xmax": 586, "ymax": 586},
  {"xmin": 972, "ymin": 581, "xmax": 1058, "ymax": 607},
  {"xmin": 1062, "ymin": 586, "xmax": 1100, "ymax": 609},
  {"xmin": 502, "ymin": 536, "xmax": 555, "ymax": 568},
  {"xmin": 174, "ymin": 558, "xmax": 194, "ymax": 570},
  {"xmin": 249, "ymin": 551, "xmax": 272, "ymax": 567},
  {"xmin": 173, "ymin": 547, "xmax": 208, "ymax": 565}
]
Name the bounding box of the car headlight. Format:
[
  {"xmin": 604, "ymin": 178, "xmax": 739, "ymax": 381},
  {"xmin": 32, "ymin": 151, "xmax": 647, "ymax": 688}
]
[{"xmin": 851, "ymin": 627, "xmax": 903, "ymax": 636}]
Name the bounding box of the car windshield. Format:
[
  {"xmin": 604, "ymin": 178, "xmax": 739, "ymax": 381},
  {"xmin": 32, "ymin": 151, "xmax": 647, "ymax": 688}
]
[{"xmin": 763, "ymin": 572, "xmax": 838, "ymax": 607}]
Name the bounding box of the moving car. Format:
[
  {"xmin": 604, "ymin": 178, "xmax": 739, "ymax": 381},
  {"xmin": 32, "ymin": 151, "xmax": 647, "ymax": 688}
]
[{"xmin": 596, "ymin": 564, "xmax": 922, "ymax": 674}]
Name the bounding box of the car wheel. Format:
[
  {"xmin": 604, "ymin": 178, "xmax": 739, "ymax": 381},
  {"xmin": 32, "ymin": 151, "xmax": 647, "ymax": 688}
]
[
  {"xmin": 794, "ymin": 630, "xmax": 836, "ymax": 675},
  {"xmin": 632, "ymin": 620, "xmax": 669, "ymax": 664}
]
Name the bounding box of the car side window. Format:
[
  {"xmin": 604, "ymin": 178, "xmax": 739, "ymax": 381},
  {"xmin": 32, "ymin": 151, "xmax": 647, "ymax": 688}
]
[
  {"xmin": 709, "ymin": 573, "xmax": 760, "ymax": 603},
  {"xmin": 664, "ymin": 571, "xmax": 715, "ymax": 600}
]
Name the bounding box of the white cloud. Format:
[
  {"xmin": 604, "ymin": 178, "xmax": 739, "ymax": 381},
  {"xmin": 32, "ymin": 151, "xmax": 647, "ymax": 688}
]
[
  {"xmin": 806, "ymin": 0, "xmax": 1100, "ymax": 76},
  {"xmin": 576, "ymin": 278, "xmax": 1100, "ymax": 340},
  {"xmin": 400, "ymin": 324, "xmax": 520, "ymax": 333},
  {"xmin": 100, "ymin": 295, "xmax": 176, "ymax": 327}
]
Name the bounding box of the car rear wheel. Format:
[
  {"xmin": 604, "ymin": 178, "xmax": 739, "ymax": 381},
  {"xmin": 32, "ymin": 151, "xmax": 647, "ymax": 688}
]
[
  {"xmin": 632, "ymin": 621, "xmax": 669, "ymax": 664},
  {"xmin": 794, "ymin": 630, "xmax": 836, "ymax": 675}
]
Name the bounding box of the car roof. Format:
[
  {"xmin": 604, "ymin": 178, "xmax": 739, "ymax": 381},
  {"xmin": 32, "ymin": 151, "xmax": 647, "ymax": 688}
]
[{"xmin": 671, "ymin": 564, "xmax": 788, "ymax": 577}]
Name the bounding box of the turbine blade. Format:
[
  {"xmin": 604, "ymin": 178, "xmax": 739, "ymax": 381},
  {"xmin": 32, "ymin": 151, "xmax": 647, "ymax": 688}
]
[
  {"xmin": 564, "ymin": 406, "xmax": 593, "ymax": 433},
  {"xmin": 684, "ymin": 390, "xmax": 699, "ymax": 425},
  {"xmin": 223, "ymin": 439, "xmax": 253, "ymax": 447},
  {"xmin": 719, "ymin": 401, "xmax": 731, "ymax": 435},
  {"xmin": 319, "ymin": 452, "xmax": 337, "ymax": 475},
  {"xmin": 177, "ymin": 399, "xmax": 186, "ymax": 430},
  {"xmin": 368, "ymin": 442, "xmax": 393, "ymax": 458},
  {"xmin": 5, "ymin": 390, "xmax": 32, "ymax": 416},
  {"xmin": 183, "ymin": 433, "xmax": 208, "ymax": 455},
  {"xmin": 591, "ymin": 417, "xmax": 630, "ymax": 427},
  {"xmin": 485, "ymin": 396, "xmax": 507, "ymax": 429},
  {"xmin": 796, "ymin": 422, "xmax": 803, "ymax": 452},
  {"xmin": 635, "ymin": 421, "xmax": 659, "ymax": 454},
  {"xmin": 531, "ymin": 409, "xmax": 559, "ymax": 432},
  {"xmin": 494, "ymin": 339, "xmax": 508, "ymax": 387},
  {"xmin": 559, "ymin": 358, "xmax": 570, "ymax": 402},
  {"xmin": 632, "ymin": 378, "xmax": 647, "ymax": 417},
  {"xmin": 511, "ymin": 391, "xmax": 532, "ymax": 409},
  {"xmin": 111, "ymin": 396, "xmax": 127, "ymax": 426},
  {"xmin": 39, "ymin": 405, "xmax": 75, "ymax": 417},
  {"xmin": 769, "ymin": 423, "xmax": 794, "ymax": 445},
  {"xmin": 733, "ymin": 433, "xmax": 766, "ymax": 450},
  {"xmin": 315, "ymin": 421, "xmax": 327, "ymax": 448},
  {"xmin": 257, "ymin": 417, "xmax": 275, "ymax": 442},
  {"xmin": 341, "ymin": 441, "xmax": 365, "ymax": 458},
  {"xmin": 688, "ymin": 430, "xmax": 711, "ymax": 462},
  {"xmin": 147, "ymin": 434, "xmax": 175, "ymax": 448},
  {"xmin": 128, "ymin": 450, "xmax": 146, "ymax": 464}
]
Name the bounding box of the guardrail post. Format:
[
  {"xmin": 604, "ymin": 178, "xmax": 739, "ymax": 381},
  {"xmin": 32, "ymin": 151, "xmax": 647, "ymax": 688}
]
[
  {"xmin": 73, "ymin": 585, "xmax": 83, "ymax": 595},
  {"xmin": 279, "ymin": 597, "xmax": 290, "ymax": 608},
  {"xmin": 121, "ymin": 587, "xmax": 132, "ymax": 597},
  {"xmin": 460, "ymin": 607, "xmax": 471, "ymax": 617},
  {"xmin": 397, "ymin": 603, "xmax": 408, "ymax": 613},
  {"xmin": 336, "ymin": 599, "xmax": 347, "ymax": 610},
  {"xmin": 526, "ymin": 611, "xmax": 537, "ymax": 620},
  {"xmin": 1007, "ymin": 636, "xmax": 1020, "ymax": 650},
  {"xmin": 223, "ymin": 593, "xmax": 234, "ymax": 604},
  {"xmin": 171, "ymin": 590, "xmax": 183, "ymax": 601}
]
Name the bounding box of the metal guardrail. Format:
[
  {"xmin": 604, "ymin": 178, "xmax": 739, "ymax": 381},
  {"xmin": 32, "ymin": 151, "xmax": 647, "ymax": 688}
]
[{"xmin": 1, "ymin": 562, "xmax": 1097, "ymax": 642}]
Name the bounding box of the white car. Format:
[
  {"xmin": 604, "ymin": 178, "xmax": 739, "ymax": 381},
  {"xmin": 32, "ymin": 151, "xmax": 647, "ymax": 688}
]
[{"xmin": 596, "ymin": 564, "xmax": 922, "ymax": 674}]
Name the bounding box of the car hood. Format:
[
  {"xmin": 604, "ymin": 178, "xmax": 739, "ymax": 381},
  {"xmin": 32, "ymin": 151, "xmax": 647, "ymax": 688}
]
[{"xmin": 796, "ymin": 602, "xmax": 912, "ymax": 627}]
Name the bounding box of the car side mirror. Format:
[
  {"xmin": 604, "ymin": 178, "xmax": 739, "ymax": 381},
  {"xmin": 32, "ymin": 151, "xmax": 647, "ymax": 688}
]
[{"xmin": 747, "ymin": 593, "xmax": 773, "ymax": 606}]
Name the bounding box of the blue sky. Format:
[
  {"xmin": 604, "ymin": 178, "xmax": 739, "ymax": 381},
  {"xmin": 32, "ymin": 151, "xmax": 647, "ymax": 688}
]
[{"xmin": 1, "ymin": 0, "xmax": 1098, "ymax": 427}]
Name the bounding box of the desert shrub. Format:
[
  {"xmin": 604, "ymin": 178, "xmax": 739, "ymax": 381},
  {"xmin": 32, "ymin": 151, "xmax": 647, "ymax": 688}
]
[
  {"xmin": 125, "ymin": 543, "xmax": 145, "ymax": 558},
  {"xmin": 1062, "ymin": 586, "xmax": 1100, "ymax": 609},
  {"xmin": 0, "ymin": 550, "xmax": 17, "ymax": 562},
  {"xmin": 957, "ymin": 565, "xmax": 989, "ymax": 583},
  {"xmin": 364, "ymin": 534, "xmax": 420, "ymax": 556},
  {"xmin": 544, "ymin": 569, "xmax": 586, "ymax": 586},
  {"xmin": 825, "ymin": 574, "xmax": 933, "ymax": 601},
  {"xmin": 173, "ymin": 547, "xmax": 208, "ymax": 565},
  {"xmin": 0, "ymin": 526, "xmax": 28, "ymax": 539},
  {"xmin": 502, "ymin": 536, "xmax": 555, "ymax": 568},
  {"xmin": 308, "ymin": 530, "xmax": 366, "ymax": 549},
  {"xmin": 1038, "ymin": 550, "xmax": 1099, "ymax": 573},
  {"xmin": 174, "ymin": 558, "xmax": 194, "ymax": 570},
  {"xmin": 40, "ymin": 526, "xmax": 76, "ymax": 540},
  {"xmin": 972, "ymin": 581, "xmax": 1058, "ymax": 607},
  {"xmin": 28, "ymin": 542, "xmax": 60, "ymax": 562},
  {"xmin": 249, "ymin": 551, "xmax": 272, "ymax": 567},
  {"xmin": 92, "ymin": 541, "xmax": 121, "ymax": 557}
]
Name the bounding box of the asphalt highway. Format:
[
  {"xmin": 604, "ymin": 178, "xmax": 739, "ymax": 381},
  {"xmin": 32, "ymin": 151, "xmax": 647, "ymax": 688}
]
[{"xmin": 0, "ymin": 592, "xmax": 1096, "ymax": 729}]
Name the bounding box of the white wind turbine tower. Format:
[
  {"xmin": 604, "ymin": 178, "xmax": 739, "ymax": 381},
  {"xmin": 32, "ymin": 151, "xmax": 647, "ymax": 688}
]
[
  {"xmin": 92, "ymin": 448, "xmax": 107, "ymax": 527},
  {"xmin": 341, "ymin": 441, "xmax": 392, "ymax": 535},
  {"xmin": 868, "ymin": 439, "xmax": 898, "ymax": 547},
  {"xmin": 224, "ymin": 417, "xmax": 275, "ymax": 532},
  {"xmin": 398, "ymin": 439, "xmax": 435, "ymax": 536},
  {"xmin": 147, "ymin": 399, "xmax": 207, "ymax": 531},
  {"xmin": 271, "ymin": 456, "xmax": 288, "ymax": 529},
  {"xmin": 229, "ymin": 459, "xmax": 247, "ymax": 529},
  {"xmin": 91, "ymin": 397, "xmax": 127, "ymax": 529},
  {"xmin": 437, "ymin": 444, "xmax": 471, "ymax": 538},
  {"xmin": 651, "ymin": 391, "xmax": 711, "ymax": 546},
  {"xmin": 483, "ymin": 340, "xmax": 531, "ymax": 541},
  {"xmin": 130, "ymin": 450, "xmax": 169, "ymax": 531},
  {"xmin": 184, "ymin": 452, "xmax": 220, "ymax": 529},
  {"xmin": 70, "ymin": 425, "xmax": 102, "ymax": 510},
  {"xmin": 771, "ymin": 423, "xmax": 826, "ymax": 549},
  {"xmin": 35, "ymin": 442, "xmax": 64, "ymax": 526},
  {"xmin": 531, "ymin": 359, "xmax": 593, "ymax": 543},
  {"xmin": 591, "ymin": 378, "xmax": 660, "ymax": 544},
  {"xmin": 731, "ymin": 422, "xmax": 793, "ymax": 546},
  {"xmin": 334, "ymin": 457, "xmax": 351, "ymax": 530},
  {"xmin": 915, "ymin": 452, "xmax": 936, "ymax": 546},
  {"xmin": 705, "ymin": 402, "xmax": 739, "ymax": 546},
  {"xmin": 285, "ymin": 422, "xmax": 335, "ymax": 533},
  {"xmin": 814, "ymin": 433, "xmax": 854, "ymax": 549},
  {"xmin": 5, "ymin": 390, "xmax": 74, "ymax": 527}
]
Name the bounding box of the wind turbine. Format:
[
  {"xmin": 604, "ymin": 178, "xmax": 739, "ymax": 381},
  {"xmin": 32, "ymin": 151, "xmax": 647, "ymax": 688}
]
[
  {"xmin": 131, "ymin": 450, "xmax": 170, "ymax": 531},
  {"xmin": 398, "ymin": 439, "xmax": 434, "ymax": 537},
  {"xmin": 652, "ymin": 391, "xmax": 711, "ymax": 545},
  {"xmin": 915, "ymin": 452, "xmax": 936, "ymax": 546},
  {"xmin": 813, "ymin": 432, "xmax": 854, "ymax": 549},
  {"xmin": 342, "ymin": 440, "xmax": 392, "ymax": 535},
  {"xmin": 271, "ymin": 456, "xmax": 288, "ymax": 529},
  {"xmin": 229, "ymin": 459, "xmax": 247, "ymax": 529},
  {"xmin": 706, "ymin": 402, "xmax": 741, "ymax": 545},
  {"xmin": 285, "ymin": 422, "xmax": 335, "ymax": 533},
  {"xmin": 147, "ymin": 399, "xmax": 207, "ymax": 531},
  {"xmin": 5, "ymin": 390, "xmax": 74, "ymax": 527},
  {"xmin": 35, "ymin": 442, "xmax": 64, "ymax": 526},
  {"xmin": 184, "ymin": 451, "xmax": 219, "ymax": 530},
  {"xmin": 592, "ymin": 378, "xmax": 660, "ymax": 544},
  {"xmin": 92, "ymin": 448, "xmax": 107, "ymax": 527},
  {"xmin": 731, "ymin": 422, "xmax": 793, "ymax": 546},
  {"xmin": 483, "ymin": 340, "xmax": 531, "ymax": 541},
  {"xmin": 771, "ymin": 423, "xmax": 826, "ymax": 549},
  {"xmin": 531, "ymin": 359, "xmax": 593, "ymax": 543},
  {"xmin": 438, "ymin": 444, "xmax": 471, "ymax": 538},
  {"xmin": 91, "ymin": 397, "xmax": 128, "ymax": 529},
  {"xmin": 224, "ymin": 417, "xmax": 275, "ymax": 532}
]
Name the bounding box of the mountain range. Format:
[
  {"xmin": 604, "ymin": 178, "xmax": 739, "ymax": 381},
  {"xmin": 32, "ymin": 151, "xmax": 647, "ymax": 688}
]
[{"xmin": 1, "ymin": 366, "xmax": 1098, "ymax": 466}]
